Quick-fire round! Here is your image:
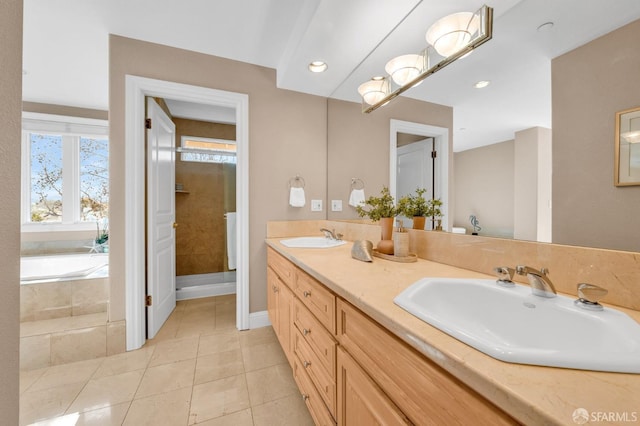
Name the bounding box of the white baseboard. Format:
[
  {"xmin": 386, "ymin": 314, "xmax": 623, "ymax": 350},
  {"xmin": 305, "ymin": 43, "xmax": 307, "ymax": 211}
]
[{"xmin": 249, "ymin": 310, "xmax": 271, "ymax": 329}]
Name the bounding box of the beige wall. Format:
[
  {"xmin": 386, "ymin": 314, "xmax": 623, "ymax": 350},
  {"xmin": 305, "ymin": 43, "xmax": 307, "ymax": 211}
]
[
  {"xmin": 326, "ymin": 98, "xmax": 453, "ymax": 221},
  {"xmin": 552, "ymin": 18, "xmax": 640, "ymax": 252},
  {"xmin": 0, "ymin": 0, "xmax": 22, "ymax": 421},
  {"xmin": 453, "ymin": 140, "xmax": 515, "ymax": 238},
  {"xmin": 109, "ymin": 35, "xmax": 328, "ymax": 317}
]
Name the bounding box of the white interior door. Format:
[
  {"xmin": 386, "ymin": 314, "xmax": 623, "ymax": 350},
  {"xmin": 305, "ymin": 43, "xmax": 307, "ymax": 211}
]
[
  {"xmin": 397, "ymin": 139, "xmax": 433, "ymax": 227},
  {"xmin": 146, "ymin": 98, "xmax": 176, "ymax": 339}
]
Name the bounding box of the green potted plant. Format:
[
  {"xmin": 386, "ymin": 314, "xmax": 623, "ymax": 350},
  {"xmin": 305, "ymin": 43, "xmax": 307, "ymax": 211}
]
[
  {"xmin": 398, "ymin": 188, "xmax": 430, "ymax": 230},
  {"xmin": 356, "ymin": 186, "xmax": 398, "ymax": 253},
  {"xmin": 93, "ymin": 220, "xmax": 109, "ymax": 253},
  {"xmin": 430, "ymin": 198, "xmax": 444, "ymax": 230}
]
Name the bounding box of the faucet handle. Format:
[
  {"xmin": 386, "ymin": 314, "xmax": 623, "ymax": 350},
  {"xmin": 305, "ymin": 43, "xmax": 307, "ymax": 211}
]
[
  {"xmin": 577, "ymin": 283, "xmax": 608, "ymax": 304},
  {"xmin": 493, "ymin": 266, "xmax": 515, "ymax": 287},
  {"xmin": 575, "ymin": 283, "xmax": 608, "ymax": 311}
]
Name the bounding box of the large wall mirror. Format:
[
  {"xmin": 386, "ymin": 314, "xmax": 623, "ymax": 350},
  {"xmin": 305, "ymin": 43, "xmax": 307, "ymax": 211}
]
[
  {"xmin": 327, "ymin": 0, "xmax": 640, "ymax": 253},
  {"xmin": 615, "ymin": 106, "xmax": 640, "ymax": 186}
]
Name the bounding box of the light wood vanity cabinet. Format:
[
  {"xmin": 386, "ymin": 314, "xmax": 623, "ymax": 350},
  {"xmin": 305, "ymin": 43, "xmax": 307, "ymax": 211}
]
[
  {"xmin": 267, "ymin": 247, "xmax": 516, "ymax": 426},
  {"xmin": 337, "ymin": 299, "xmax": 517, "ymax": 426},
  {"xmin": 266, "ymin": 251, "xmax": 295, "ymax": 365},
  {"xmin": 268, "ymin": 247, "xmax": 338, "ymax": 424}
]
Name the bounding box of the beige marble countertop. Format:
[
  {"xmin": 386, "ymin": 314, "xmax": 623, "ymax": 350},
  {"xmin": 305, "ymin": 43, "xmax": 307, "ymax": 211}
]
[{"xmin": 266, "ymin": 238, "xmax": 640, "ymax": 425}]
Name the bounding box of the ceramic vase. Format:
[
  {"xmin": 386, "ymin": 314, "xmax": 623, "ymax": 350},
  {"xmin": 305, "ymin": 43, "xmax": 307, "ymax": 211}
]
[
  {"xmin": 377, "ymin": 217, "xmax": 394, "ymax": 254},
  {"xmin": 412, "ymin": 216, "xmax": 426, "ymax": 230}
]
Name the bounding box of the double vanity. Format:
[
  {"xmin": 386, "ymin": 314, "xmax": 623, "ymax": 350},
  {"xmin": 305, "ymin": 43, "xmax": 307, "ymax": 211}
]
[{"xmin": 266, "ymin": 221, "xmax": 640, "ymax": 425}]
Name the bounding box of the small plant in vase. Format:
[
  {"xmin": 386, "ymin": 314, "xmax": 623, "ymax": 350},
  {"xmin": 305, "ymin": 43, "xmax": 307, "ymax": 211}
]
[
  {"xmin": 430, "ymin": 198, "xmax": 444, "ymax": 230},
  {"xmin": 93, "ymin": 219, "xmax": 109, "ymax": 253},
  {"xmin": 355, "ymin": 186, "xmax": 398, "ymax": 254},
  {"xmin": 398, "ymin": 188, "xmax": 430, "ymax": 230}
]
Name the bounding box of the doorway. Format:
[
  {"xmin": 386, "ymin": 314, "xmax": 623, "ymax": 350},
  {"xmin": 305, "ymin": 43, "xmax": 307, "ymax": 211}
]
[
  {"xmin": 125, "ymin": 76, "xmax": 249, "ymax": 351},
  {"xmin": 389, "ymin": 120, "xmax": 450, "ymax": 232}
]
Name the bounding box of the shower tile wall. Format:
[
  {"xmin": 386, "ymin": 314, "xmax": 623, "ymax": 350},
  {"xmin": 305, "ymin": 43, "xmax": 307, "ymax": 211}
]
[{"xmin": 173, "ymin": 117, "xmax": 236, "ymax": 277}]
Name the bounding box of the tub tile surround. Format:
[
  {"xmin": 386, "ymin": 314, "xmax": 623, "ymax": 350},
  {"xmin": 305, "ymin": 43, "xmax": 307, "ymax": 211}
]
[
  {"xmin": 21, "ymin": 277, "xmax": 109, "ymax": 321},
  {"xmin": 266, "ymin": 220, "xmax": 640, "ymax": 424}
]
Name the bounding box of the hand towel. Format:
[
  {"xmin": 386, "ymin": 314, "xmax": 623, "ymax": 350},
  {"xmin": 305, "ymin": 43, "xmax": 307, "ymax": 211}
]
[
  {"xmin": 226, "ymin": 212, "xmax": 237, "ymax": 270},
  {"xmin": 289, "ymin": 187, "xmax": 306, "ymax": 207},
  {"xmin": 348, "ymin": 189, "xmax": 366, "ymax": 207}
]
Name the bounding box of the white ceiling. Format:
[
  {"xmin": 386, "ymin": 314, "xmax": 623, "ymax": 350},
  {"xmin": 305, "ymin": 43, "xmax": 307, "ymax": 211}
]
[{"xmin": 22, "ymin": 0, "xmax": 640, "ymax": 151}]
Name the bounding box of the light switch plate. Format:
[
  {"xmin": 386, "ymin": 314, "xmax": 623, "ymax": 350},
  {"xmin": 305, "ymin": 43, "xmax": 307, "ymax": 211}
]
[
  {"xmin": 331, "ymin": 200, "xmax": 343, "ymax": 212},
  {"xmin": 311, "ymin": 199, "xmax": 323, "ymax": 212}
]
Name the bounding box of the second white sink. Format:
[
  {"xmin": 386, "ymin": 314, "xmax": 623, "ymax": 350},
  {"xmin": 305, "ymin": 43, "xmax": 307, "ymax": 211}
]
[
  {"xmin": 280, "ymin": 236, "xmax": 347, "ymax": 248},
  {"xmin": 394, "ymin": 277, "xmax": 640, "ymax": 373}
]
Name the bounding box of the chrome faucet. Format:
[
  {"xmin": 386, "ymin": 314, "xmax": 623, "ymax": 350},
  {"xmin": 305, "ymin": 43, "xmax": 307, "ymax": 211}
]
[
  {"xmin": 320, "ymin": 228, "xmax": 342, "ymax": 240},
  {"xmin": 515, "ymin": 265, "xmax": 557, "ymax": 298}
]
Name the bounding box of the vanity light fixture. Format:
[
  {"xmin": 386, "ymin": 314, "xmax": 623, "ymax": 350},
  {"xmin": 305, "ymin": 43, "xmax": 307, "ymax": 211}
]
[
  {"xmin": 359, "ymin": 4, "xmax": 493, "ymax": 113},
  {"xmin": 308, "ymin": 61, "xmax": 328, "ymax": 73},
  {"xmin": 426, "ymin": 12, "xmax": 480, "ymax": 57},
  {"xmin": 474, "ymin": 80, "xmax": 490, "ymax": 89},
  {"xmin": 358, "ymin": 76, "xmax": 390, "ymax": 106},
  {"xmin": 385, "ymin": 54, "xmax": 426, "ymax": 86}
]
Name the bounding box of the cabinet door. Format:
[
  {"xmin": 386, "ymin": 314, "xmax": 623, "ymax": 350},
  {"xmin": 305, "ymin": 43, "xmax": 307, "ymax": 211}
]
[
  {"xmin": 278, "ymin": 281, "xmax": 294, "ymax": 366},
  {"xmin": 267, "ymin": 267, "xmax": 280, "ymax": 336},
  {"xmin": 337, "ymin": 346, "xmax": 410, "ymax": 426}
]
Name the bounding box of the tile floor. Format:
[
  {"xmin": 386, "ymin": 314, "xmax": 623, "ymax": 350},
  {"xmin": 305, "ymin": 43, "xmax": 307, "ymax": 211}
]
[{"xmin": 19, "ymin": 294, "xmax": 314, "ymax": 425}]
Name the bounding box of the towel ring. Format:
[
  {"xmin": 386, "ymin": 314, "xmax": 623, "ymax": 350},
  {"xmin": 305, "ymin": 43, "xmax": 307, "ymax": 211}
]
[
  {"xmin": 289, "ymin": 175, "xmax": 305, "ymax": 189},
  {"xmin": 350, "ymin": 178, "xmax": 365, "ymax": 190}
]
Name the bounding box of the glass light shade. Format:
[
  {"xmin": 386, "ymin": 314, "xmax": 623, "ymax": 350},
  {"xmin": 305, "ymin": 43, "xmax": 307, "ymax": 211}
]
[
  {"xmin": 358, "ymin": 78, "xmax": 390, "ymax": 105},
  {"xmin": 622, "ymin": 131, "xmax": 640, "ymax": 144},
  {"xmin": 385, "ymin": 54, "xmax": 424, "ymax": 86},
  {"xmin": 426, "ymin": 12, "xmax": 480, "ymax": 57}
]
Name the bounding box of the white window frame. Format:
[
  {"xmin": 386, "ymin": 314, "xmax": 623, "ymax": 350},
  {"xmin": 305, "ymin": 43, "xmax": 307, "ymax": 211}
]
[
  {"xmin": 21, "ymin": 112, "xmax": 109, "ymax": 233},
  {"xmin": 178, "ymin": 135, "xmax": 237, "ymax": 164}
]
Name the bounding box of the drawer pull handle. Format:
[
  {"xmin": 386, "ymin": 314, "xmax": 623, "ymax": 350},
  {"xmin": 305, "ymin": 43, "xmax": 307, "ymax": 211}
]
[
  {"xmin": 273, "ymin": 286, "xmax": 279, "ymax": 293},
  {"xmin": 303, "ymin": 328, "xmax": 310, "ymax": 336},
  {"xmin": 303, "ymin": 360, "xmax": 311, "ymax": 368},
  {"xmin": 302, "ymin": 394, "xmax": 309, "ymax": 402},
  {"xmin": 303, "ymin": 290, "xmax": 311, "ymax": 298}
]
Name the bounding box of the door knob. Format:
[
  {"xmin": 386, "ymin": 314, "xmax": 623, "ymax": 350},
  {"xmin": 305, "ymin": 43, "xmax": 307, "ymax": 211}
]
[{"xmin": 173, "ymin": 222, "xmax": 178, "ymax": 228}]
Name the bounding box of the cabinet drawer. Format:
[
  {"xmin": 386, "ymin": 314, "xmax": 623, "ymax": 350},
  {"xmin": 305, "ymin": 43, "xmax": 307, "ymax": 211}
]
[
  {"xmin": 267, "ymin": 247, "xmax": 295, "ymax": 288},
  {"xmin": 294, "ymin": 269, "xmax": 336, "ymax": 333},
  {"xmin": 294, "ymin": 328, "xmax": 336, "ymax": 418},
  {"xmin": 293, "ymin": 357, "xmax": 337, "ymax": 426},
  {"xmin": 294, "ymin": 299, "xmax": 337, "ymax": 377},
  {"xmin": 337, "ymin": 299, "xmax": 517, "ymax": 426}
]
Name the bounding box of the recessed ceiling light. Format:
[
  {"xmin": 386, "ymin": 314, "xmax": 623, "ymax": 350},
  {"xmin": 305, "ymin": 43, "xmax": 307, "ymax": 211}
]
[
  {"xmin": 474, "ymin": 80, "xmax": 490, "ymax": 89},
  {"xmin": 537, "ymin": 22, "xmax": 554, "ymax": 32},
  {"xmin": 308, "ymin": 61, "xmax": 328, "ymax": 73}
]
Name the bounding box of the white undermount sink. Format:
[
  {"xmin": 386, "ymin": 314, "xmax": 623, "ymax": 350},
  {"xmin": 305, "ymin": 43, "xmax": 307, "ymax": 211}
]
[
  {"xmin": 394, "ymin": 277, "xmax": 640, "ymax": 373},
  {"xmin": 280, "ymin": 236, "xmax": 347, "ymax": 248}
]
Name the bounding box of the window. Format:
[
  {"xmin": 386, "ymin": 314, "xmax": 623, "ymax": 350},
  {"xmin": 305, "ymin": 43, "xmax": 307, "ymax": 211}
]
[
  {"xmin": 179, "ymin": 136, "xmax": 236, "ymax": 164},
  {"xmin": 21, "ymin": 113, "xmax": 109, "ymax": 231}
]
